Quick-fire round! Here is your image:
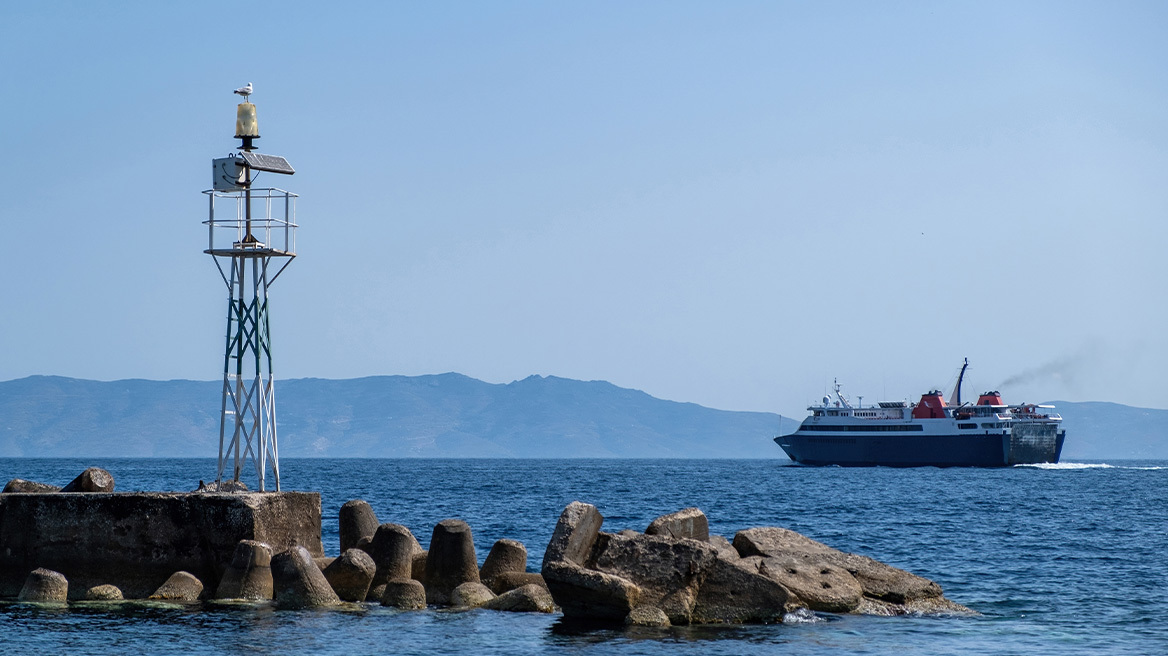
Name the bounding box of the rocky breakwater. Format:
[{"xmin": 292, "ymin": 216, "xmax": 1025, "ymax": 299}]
[
  {"xmin": 0, "ymin": 468, "xmax": 323, "ymax": 600},
  {"xmin": 541, "ymin": 502, "xmax": 971, "ymax": 626}
]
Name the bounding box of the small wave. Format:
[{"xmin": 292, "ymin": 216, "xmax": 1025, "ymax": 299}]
[
  {"xmin": 782, "ymin": 608, "xmax": 825, "ymax": 624},
  {"xmin": 1016, "ymin": 462, "xmax": 1114, "ymax": 470}
]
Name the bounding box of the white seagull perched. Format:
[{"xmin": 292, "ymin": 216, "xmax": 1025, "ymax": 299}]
[{"xmin": 233, "ymin": 82, "xmax": 253, "ymax": 100}]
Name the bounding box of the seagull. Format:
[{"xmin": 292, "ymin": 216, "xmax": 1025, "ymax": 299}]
[{"xmin": 233, "ymin": 82, "xmax": 253, "ymax": 100}]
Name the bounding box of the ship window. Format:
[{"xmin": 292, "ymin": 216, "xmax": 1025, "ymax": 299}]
[
  {"xmin": 957, "ymin": 423, "xmax": 977, "ymax": 429},
  {"xmin": 827, "ymin": 411, "xmax": 838, "ymax": 416},
  {"xmin": 814, "ymin": 411, "xmax": 824, "ymax": 417}
]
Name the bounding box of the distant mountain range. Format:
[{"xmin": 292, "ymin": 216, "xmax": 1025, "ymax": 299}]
[{"xmin": 0, "ymin": 375, "xmax": 1162, "ymax": 459}]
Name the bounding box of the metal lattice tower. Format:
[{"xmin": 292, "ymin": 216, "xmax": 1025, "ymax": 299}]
[{"xmin": 203, "ymin": 88, "xmax": 297, "ymax": 491}]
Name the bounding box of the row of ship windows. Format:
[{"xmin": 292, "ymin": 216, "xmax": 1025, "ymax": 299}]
[
  {"xmin": 959, "ymin": 423, "xmax": 1007, "ymax": 429},
  {"xmin": 801, "ymin": 425, "xmax": 924, "ymax": 432}
]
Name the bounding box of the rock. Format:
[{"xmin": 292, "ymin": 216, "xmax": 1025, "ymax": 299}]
[
  {"xmin": 480, "ymin": 539, "xmax": 527, "ymax": 583},
  {"xmin": 756, "ymin": 556, "xmax": 862, "ymax": 613},
  {"xmin": 85, "ymin": 584, "xmax": 123, "ymax": 600},
  {"xmin": 484, "ymin": 583, "xmax": 556, "ymax": 613},
  {"xmin": 323, "ymin": 548, "xmax": 376, "ymax": 602},
  {"xmin": 691, "ymin": 554, "xmax": 799, "ymax": 623},
  {"xmin": 708, "ymin": 534, "xmax": 739, "ymax": 560},
  {"xmin": 542, "ymin": 501, "xmax": 604, "ymax": 567},
  {"xmin": 196, "ymin": 479, "xmax": 249, "ymax": 493},
  {"xmin": 485, "ymin": 571, "xmax": 547, "ymax": 595},
  {"xmin": 149, "ymin": 571, "xmax": 204, "ymax": 601},
  {"xmin": 411, "ymin": 550, "xmax": 427, "ymax": 583},
  {"xmin": 18, "ymin": 568, "xmax": 68, "ymax": 602},
  {"xmin": 368, "ymin": 584, "xmax": 386, "ymax": 601},
  {"xmin": 733, "ymin": 527, "xmax": 942, "ymax": 604},
  {"xmin": 356, "ymin": 536, "xmax": 373, "ymax": 553},
  {"xmin": 313, "ymin": 557, "xmax": 335, "ymax": 571},
  {"xmin": 61, "ymin": 468, "xmax": 115, "ymax": 493},
  {"xmin": 367, "ymin": 523, "xmax": 422, "ymax": 600},
  {"xmin": 271, "ymin": 546, "xmax": 341, "ymax": 609},
  {"xmin": 3, "ymin": 479, "xmax": 61, "ymax": 493},
  {"xmin": 646, "ymin": 507, "xmax": 709, "ymax": 542},
  {"xmin": 425, "ymin": 519, "xmax": 480, "ymax": 604},
  {"xmin": 625, "ymin": 604, "xmax": 671, "ymax": 626},
  {"xmin": 590, "ymin": 531, "xmax": 722, "ymax": 624},
  {"xmin": 338, "ymin": 500, "xmax": 380, "ymax": 553},
  {"xmin": 543, "ymin": 559, "xmax": 642, "ymax": 620},
  {"xmin": 380, "ymin": 578, "xmax": 427, "ymax": 609},
  {"xmin": 450, "ymin": 581, "xmax": 495, "ymax": 608},
  {"xmin": 216, "ymin": 540, "xmax": 274, "ymax": 601}
]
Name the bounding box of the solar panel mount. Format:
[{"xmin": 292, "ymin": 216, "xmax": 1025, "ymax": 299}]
[{"xmin": 240, "ymin": 152, "xmax": 295, "ymax": 175}]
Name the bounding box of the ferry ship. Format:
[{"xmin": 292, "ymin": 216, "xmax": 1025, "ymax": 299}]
[{"xmin": 774, "ymin": 361, "xmax": 1066, "ymax": 467}]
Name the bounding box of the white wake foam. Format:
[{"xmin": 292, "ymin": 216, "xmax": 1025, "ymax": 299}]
[{"xmin": 1016, "ymin": 462, "xmax": 1167, "ymax": 470}]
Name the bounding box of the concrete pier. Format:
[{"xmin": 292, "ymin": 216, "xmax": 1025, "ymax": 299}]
[{"xmin": 0, "ymin": 492, "xmax": 322, "ymax": 599}]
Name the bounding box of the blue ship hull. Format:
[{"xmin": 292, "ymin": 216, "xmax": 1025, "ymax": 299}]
[{"xmin": 774, "ymin": 429, "xmax": 1066, "ymax": 467}]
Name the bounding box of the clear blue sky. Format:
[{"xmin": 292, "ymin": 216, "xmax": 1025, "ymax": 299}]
[{"xmin": 1, "ymin": 1, "xmax": 1165, "ymax": 417}]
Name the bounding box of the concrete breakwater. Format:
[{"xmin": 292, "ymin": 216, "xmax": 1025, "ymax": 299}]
[{"xmin": 1, "ymin": 469, "xmax": 970, "ymax": 623}]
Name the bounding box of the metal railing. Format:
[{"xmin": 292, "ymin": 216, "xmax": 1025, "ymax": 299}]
[{"xmin": 203, "ymin": 187, "xmax": 298, "ymax": 255}]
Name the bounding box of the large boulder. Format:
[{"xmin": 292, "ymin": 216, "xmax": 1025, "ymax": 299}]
[
  {"xmin": 645, "ymin": 507, "xmax": 709, "ymax": 542},
  {"xmin": 338, "ymin": 500, "xmax": 380, "ymax": 553},
  {"xmin": 149, "ymin": 571, "xmax": 204, "ymax": 601},
  {"xmin": 425, "ymin": 519, "xmax": 480, "ymax": 605},
  {"xmin": 216, "ymin": 539, "xmax": 274, "ymax": 600},
  {"xmin": 272, "ymin": 546, "xmax": 341, "ymax": 609},
  {"xmin": 480, "ymin": 539, "xmax": 527, "ymax": 583},
  {"xmin": 542, "ymin": 501, "xmax": 604, "ymax": 566},
  {"xmin": 18, "ymin": 568, "xmax": 68, "ymax": 602},
  {"xmin": 483, "ymin": 583, "xmax": 556, "ymax": 613},
  {"xmin": 367, "ymin": 523, "xmax": 422, "ymax": 600},
  {"xmin": 380, "ymin": 578, "xmax": 427, "ymax": 609},
  {"xmin": 3, "ymin": 479, "xmax": 61, "ymax": 493},
  {"xmin": 323, "ymin": 548, "xmax": 376, "ymax": 602},
  {"xmin": 61, "ymin": 468, "xmax": 115, "ymax": 493},
  {"xmin": 691, "ymin": 554, "xmax": 797, "ymax": 623},
  {"xmin": 543, "ymin": 560, "xmax": 642, "ymax": 620},
  {"xmin": 755, "ymin": 556, "xmax": 862, "ymax": 613},
  {"xmin": 733, "ymin": 527, "xmax": 942, "ymax": 604},
  {"xmin": 590, "ymin": 531, "xmax": 717, "ymax": 624}
]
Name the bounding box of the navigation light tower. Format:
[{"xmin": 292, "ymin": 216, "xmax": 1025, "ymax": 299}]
[{"xmin": 204, "ymin": 85, "xmax": 298, "ymax": 491}]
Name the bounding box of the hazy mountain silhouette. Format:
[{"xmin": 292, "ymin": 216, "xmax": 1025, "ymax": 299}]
[{"xmin": 0, "ymin": 375, "xmax": 1161, "ymax": 459}]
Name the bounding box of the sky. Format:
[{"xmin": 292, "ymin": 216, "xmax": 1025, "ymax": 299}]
[{"xmin": 1, "ymin": 1, "xmax": 1165, "ymax": 418}]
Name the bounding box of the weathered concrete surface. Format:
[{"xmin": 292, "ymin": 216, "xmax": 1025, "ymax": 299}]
[
  {"xmin": 0, "ymin": 492, "xmax": 322, "ymax": 600},
  {"xmin": 480, "ymin": 539, "xmax": 527, "ymax": 584},
  {"xmin": 272, "ymin": 546, "xmax": 340, "ymax": 609}
]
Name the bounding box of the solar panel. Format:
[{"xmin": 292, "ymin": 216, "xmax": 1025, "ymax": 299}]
[{"xmin": 240, "ymin": 152, "xmax": 295, "ymax": 175}]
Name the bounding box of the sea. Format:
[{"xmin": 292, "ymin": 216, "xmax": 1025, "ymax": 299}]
[{"xmin": 0, "ymin": 458, "xmax": 1165, "ymax": 655}]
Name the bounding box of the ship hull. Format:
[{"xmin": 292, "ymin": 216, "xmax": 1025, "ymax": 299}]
[{"xmin": 774, "ymin": 427, "xmax": 1065, "ymax": 468}]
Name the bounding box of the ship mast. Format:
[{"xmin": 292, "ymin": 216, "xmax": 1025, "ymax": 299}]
[{"xmin": 950, "ymin": 358, "xmax": 969, "ymax": 406}]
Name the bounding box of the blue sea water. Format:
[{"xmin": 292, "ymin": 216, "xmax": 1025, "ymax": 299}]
[{"xmin": 1, "ymin": 458, "xmax": 1166, "ymax": 655}]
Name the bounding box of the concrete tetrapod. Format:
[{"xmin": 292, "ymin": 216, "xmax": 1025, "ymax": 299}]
[
  {"xmin": 18, "ymin": 568, "xmax": 68, "ymax": 602},
  {"xmin": 338, "ymin": 500, "xmax": 380, "ymax": 553},
  {"xmin": 216, "ymin": 540, "xmax": 274, "ymax": 601},
  {"xmin": 323, "ymin": 548, "xmax": 376, "ymax": 602},
  {"xmin": 367, "ymin": 523, "xmax": 422, "ymax": 601},
  {"xmin": 149, "ymin": 571, "xmax": 204, "ymax": 601},
  {"xmin": 272, "ymin": 546, "xmax": 341, "ymax": 609},
  {"xmin": 425, "ymin": 519, "xmax": 479, "ymax": 605}
]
